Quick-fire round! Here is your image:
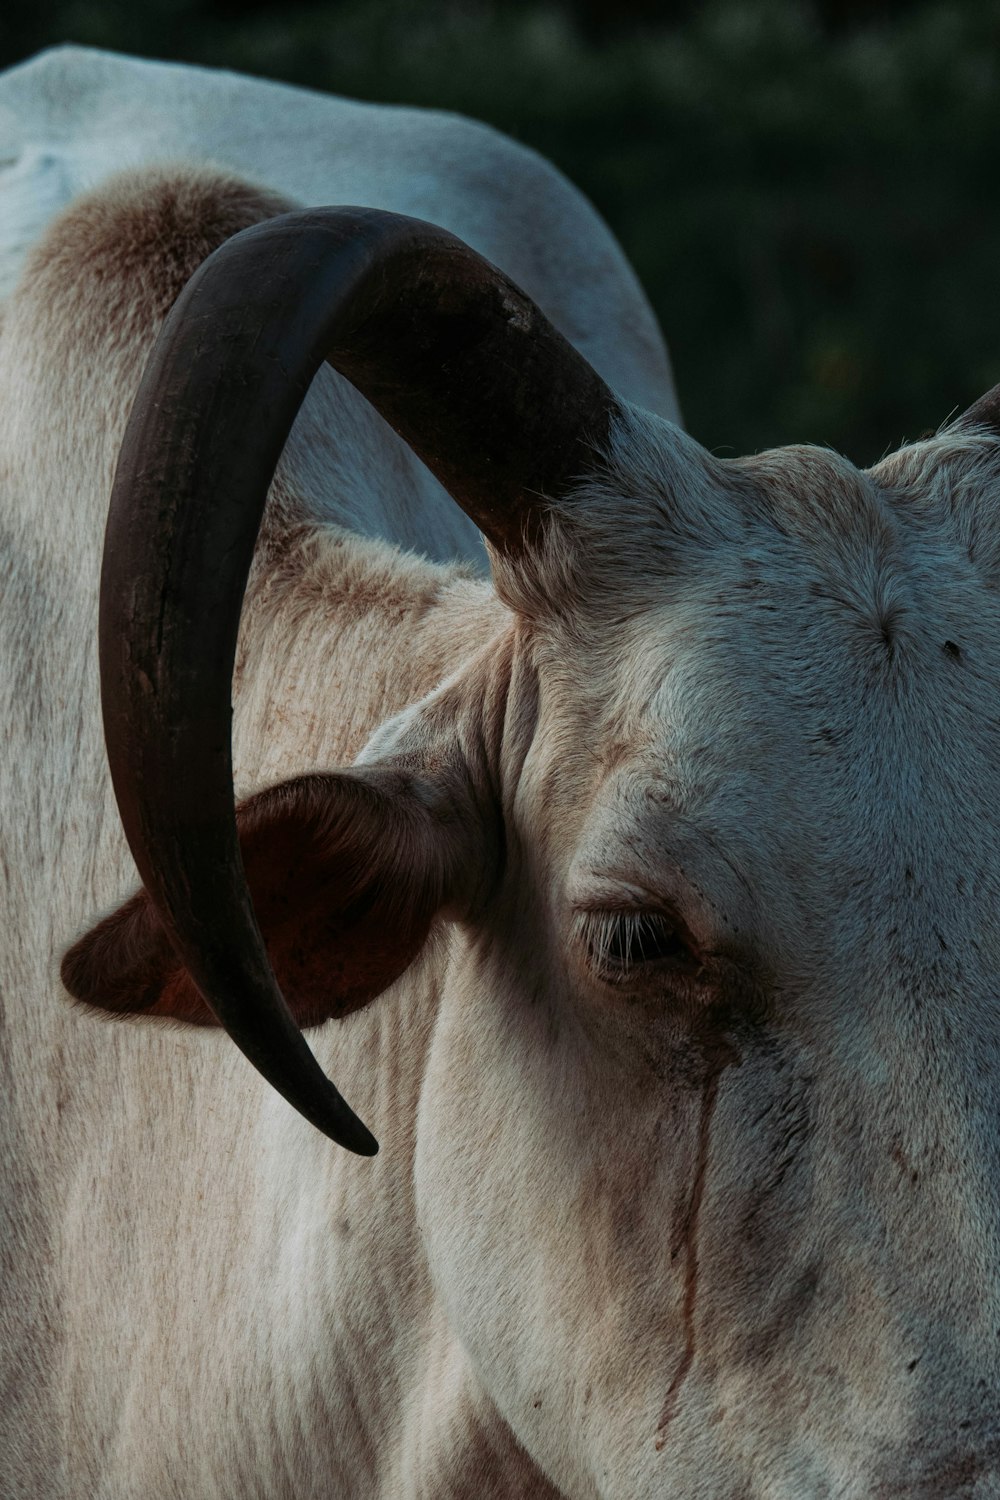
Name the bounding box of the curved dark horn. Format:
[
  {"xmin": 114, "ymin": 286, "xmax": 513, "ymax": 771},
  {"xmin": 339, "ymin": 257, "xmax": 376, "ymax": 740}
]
[
  {"xmin": 101, "ymin": 207, "xmax": 618, "ymax": 1153},
  {"xmin": 956, "ymin": 381, "xmax": 1000, "ymax": 436}
]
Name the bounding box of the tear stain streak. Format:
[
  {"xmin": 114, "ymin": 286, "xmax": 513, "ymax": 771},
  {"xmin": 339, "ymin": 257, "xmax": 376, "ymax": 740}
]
[{"xmin": 655, "ymin": 1071, "xmax": 719, "ymax": 1451}]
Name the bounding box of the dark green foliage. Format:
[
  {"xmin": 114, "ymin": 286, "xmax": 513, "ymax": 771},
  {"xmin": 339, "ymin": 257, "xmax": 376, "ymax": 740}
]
[{"xmin": 4, "ymin": 0, "xmax": 999, "ymax": 464}]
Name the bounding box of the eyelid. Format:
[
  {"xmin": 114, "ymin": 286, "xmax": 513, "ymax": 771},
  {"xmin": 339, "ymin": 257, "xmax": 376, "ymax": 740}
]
[
  {"xmin": 573, "ymin": 905, "xmax": 702, "ymax": 980},
  {"xmin": 572, "ymin": 879, "xmax": 704, "ymax": 947},
  {"xmin": 568, "ymin": 860, "xmax": 729, "ymax": 960}
]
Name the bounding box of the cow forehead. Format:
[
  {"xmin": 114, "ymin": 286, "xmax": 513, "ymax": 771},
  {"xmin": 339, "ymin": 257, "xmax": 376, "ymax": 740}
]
[
  {"xmin": 556, "ymin": 434, "xmax": 1000, "ymax": 762},
  {"xmin": 526, "ymin": 437, "xmax": 1000, "ymax": 960}
]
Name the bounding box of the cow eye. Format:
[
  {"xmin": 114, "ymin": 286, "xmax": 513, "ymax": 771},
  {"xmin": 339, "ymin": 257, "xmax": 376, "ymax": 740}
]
[{"xmin": 578, "ymin": 908, "xmax": 695, "ymax": 982}]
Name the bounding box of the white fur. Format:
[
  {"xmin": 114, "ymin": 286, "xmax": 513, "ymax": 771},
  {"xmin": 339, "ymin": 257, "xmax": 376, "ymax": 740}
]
[
  {"xmin": 3, "ymin": 46, "xmax": 1000, "ymax": 1500},
  {"xmin": 0, "ymin": 46, "xmax": 678, "ymax": 420}
]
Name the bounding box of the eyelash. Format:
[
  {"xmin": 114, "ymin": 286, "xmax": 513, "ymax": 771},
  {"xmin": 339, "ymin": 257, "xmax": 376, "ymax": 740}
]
[{"xmin": 576, "ymin": 908, "xmax": 695, "ymax": 981}]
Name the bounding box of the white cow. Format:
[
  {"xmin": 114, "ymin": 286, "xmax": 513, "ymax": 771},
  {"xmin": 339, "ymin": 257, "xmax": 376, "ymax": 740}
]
[{"xmin": 3, "ymin": 44, "xmax": 1000, "ymax": 1500}]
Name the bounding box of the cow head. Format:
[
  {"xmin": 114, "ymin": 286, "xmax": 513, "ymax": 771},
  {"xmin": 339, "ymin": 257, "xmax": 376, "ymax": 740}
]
[{"xmin": 62, "ymin": 199, "xmax": 1000, "ymax": 1494}]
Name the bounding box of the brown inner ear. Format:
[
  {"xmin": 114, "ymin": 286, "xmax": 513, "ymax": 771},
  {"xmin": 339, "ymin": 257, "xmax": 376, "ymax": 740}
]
[{"xmin": 61, "ymin": 773, "xmax": 443, "ymax": 1029}]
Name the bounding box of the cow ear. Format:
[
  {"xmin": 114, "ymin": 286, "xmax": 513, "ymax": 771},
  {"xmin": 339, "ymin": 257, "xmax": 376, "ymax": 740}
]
[{"xmin": 62, "ymin": 766, "xmax": 493, "ymax": 1029}]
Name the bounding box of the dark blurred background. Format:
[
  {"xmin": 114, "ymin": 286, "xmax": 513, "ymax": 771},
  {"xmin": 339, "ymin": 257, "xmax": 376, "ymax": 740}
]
[{"xmin": 4, "ymin": 0, "xmax": 999, "ymax": 464}]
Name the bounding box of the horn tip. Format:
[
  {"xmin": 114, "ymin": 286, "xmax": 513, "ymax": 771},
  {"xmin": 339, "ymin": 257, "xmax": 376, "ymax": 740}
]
[{"xmin": 322, "ymin": 1102, "xmax": 379, "ymax": 1157}]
